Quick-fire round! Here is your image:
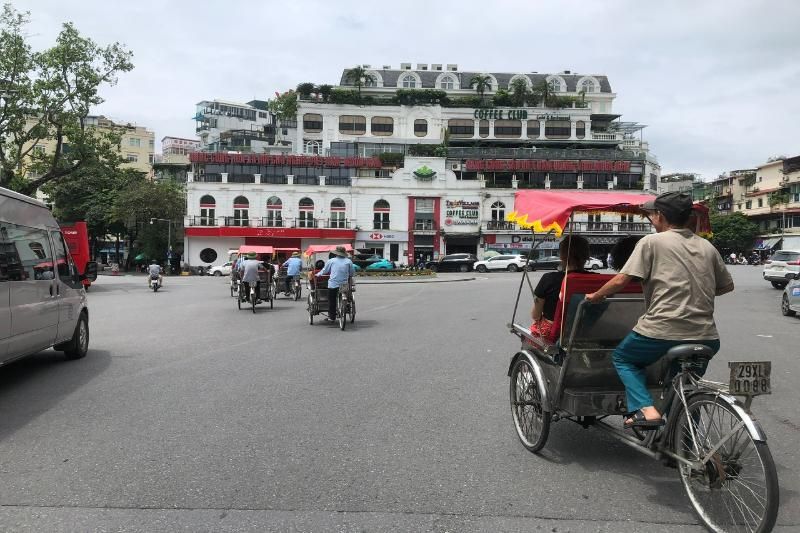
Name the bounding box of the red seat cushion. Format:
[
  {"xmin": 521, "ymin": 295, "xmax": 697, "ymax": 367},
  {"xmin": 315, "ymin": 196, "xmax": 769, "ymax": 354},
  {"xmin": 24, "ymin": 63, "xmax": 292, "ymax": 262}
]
[{"xmin": 546, "ymin": 272, "xmax": 643, "ymax": 343}]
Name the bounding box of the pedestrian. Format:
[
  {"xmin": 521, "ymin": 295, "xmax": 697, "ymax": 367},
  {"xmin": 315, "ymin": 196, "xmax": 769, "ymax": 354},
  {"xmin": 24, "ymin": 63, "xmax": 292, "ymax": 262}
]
[
  {"xmin": 586, "ymin": 192, "xmax": 734, "ymax": 429},
  {"xmin": 606, "ymin": 251, "xmax": 613, "ymax": 269}
]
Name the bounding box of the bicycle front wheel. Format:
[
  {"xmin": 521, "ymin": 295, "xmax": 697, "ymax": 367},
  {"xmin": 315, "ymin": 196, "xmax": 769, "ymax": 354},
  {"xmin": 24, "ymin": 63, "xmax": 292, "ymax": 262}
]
[{"xmin": 673, "ymin": 393, "xmax": 779, "ymax": 533}]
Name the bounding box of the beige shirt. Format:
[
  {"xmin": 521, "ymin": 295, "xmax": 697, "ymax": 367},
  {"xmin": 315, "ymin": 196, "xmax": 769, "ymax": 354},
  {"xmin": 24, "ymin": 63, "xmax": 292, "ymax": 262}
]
[{"xmin": 620, "ymin": 228, "xmax": 733, "ymax": 340}]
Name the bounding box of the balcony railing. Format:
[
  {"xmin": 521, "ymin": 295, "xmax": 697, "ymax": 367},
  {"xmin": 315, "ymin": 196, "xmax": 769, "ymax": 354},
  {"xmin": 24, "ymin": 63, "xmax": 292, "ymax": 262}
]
[
  {"xmin": 414, "ymin": 220, "xmax": 435, "ymax": 230},
  {"xmin": 262, "ymin": 175, "xmax": 288, "ymax": 185},
  {"xmin": 564, "ymin": 222, "xmax": 652, "ymax": 234},
  {"xmin": 260, "ymin": 217, "xmax": 284, "ymax": 228},
  {"xmin": 292, "ymin": 217, "xmax": 318, "ymax": 228},
  {"xmin": 195, "ymin": 173, "xmax": 222, "ymax": 183},
  {"xmin": 326, "ymin": 176, "xmax": 352, "ymax": 186},
  {"xmin": 228, "ymin": 173, "xmax": 255, "ymax": 184},
  {"xmin": 484, "ymin": 220, "xmax": 517, "ymax": 230},
  {"xmin": 294, "ymin": 176, "xmax": 319, "ymax": 186},
  {"xmin": 324, "ymin": 218, "xmax": 351, "ymax": 229},
  {"xmin": 446, "ymin": 147, "xmax": 647, "ymax": 161},
  {"xmin": 224, "ymin": 217, "xmax": 252, "ymax": 227},
  {"xmin": 187, "ymin": 216, "xmax": 219, "ymax": 226}
]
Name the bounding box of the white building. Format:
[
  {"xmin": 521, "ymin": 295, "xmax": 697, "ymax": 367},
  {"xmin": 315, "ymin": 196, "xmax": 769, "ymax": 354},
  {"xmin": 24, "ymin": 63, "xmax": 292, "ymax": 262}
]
[{"xmin": 194, "ymin": 99, "xmax": 295, "ymax": 153}]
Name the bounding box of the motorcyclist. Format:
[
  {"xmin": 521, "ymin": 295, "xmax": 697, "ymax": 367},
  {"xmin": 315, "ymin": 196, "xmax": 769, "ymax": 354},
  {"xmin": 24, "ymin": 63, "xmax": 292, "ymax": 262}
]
[
  {"xmin": 282, "ymin": 251, "xmax": 303, "ymax": 295},
  {"xmin": 238, "ymin": 251, "xmax": 262, "ymax": 302},
  {"xmin": 147, "ymin": 259, "xmax": 163, "ymax": 288}
]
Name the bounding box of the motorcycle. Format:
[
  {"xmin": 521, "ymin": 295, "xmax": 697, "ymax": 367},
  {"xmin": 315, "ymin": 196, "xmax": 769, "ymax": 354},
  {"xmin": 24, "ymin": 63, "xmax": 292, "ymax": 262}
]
[{"xmin": 150, "ymin": 275, "xmax": 160, "ymax": 292}]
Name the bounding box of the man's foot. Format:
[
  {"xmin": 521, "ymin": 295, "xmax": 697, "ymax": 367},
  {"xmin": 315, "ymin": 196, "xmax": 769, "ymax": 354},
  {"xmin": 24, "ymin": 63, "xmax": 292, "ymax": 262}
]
[
  {"xmin": 324, "ymin": 317, "xmax": 335, "ymax": 323},
  {"xmin": 624, "ymin": 408, "xmax": 664, "ymax": 429}
]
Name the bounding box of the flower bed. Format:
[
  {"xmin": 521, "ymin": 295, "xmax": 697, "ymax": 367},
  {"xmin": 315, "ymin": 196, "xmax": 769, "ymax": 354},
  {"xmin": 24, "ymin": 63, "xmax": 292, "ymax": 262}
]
[{"xmin": 355, "ymin": 269, "xmax": 434, "ymax": 277}]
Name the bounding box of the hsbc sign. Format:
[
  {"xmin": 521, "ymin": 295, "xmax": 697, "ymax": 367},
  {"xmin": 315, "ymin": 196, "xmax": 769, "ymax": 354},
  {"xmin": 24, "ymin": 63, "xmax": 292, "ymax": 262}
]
[{"xmin": 356, "ymin": 230, "xmax": 408, "ymax": 242}]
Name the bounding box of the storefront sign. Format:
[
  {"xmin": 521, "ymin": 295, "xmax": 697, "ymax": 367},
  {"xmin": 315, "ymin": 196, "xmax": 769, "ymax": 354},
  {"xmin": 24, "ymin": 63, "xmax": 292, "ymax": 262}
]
[
  {"xmin": 465, "ymin": 159, "xmax": 631, "ymax": 172},
  {"xmin": 444, "ymin": 200, "xmax": 479, "ymax": 226},
  {"xmin": 413, "ymin": 165, "xmax": 437, "ymax": 180},
  {"xmin": 474, "ymin": 108, "xmax": 529, "ymax": 120},
  {"xmin": 189, "ymin": 152, "xmax": 382, "ymax": 168},
  {"xmin": 356, "ymin": 231, "xmax": 408, "ymax": 242}
]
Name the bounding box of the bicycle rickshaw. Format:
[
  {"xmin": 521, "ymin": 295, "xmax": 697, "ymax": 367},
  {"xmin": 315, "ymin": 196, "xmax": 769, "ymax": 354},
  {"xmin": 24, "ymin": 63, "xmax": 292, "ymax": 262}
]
[
  {"xmin": 273, "ymin": 247, "xmax": 303, "ymax": 301},
  {"xmin": 305, "ymin": 244, "xmax": 356, "ymax": 330},
  {"xmin": 234, "ymin": 245, "xmax": 275, "ymax": 313},
  {"xmin": 505, "ymin": 190, "xmax": 778, "ymax": 533}
]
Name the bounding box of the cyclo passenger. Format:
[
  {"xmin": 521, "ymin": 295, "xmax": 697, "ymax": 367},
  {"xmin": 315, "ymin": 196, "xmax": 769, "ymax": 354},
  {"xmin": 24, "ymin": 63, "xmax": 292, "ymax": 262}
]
[
  {"xmin": 282, "ymin": 251, "xmax": 303, "ymax": 295},
  {"xmin": 530, "ymin": 235, "xmax": 590, "ymax": 337},
  {"xmin": 238, "ymin": 251, "xmax": 263, "ymax": 302},
  {"xmin": 585, "ymin": 192, "xmax": 735, "ymax": 429},
  {"xmin": 315, "ymin": 246, "xmax": 355, "ymax": 322},
  {"xmin": 147, "ymin": 259, "xmax": 163, "ymax": 288}
]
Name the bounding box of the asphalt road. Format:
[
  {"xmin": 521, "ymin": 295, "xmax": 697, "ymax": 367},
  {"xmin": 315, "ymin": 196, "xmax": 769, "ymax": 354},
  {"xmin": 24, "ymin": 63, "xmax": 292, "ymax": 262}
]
[{"xmin": 0, "ymin": 267, "xmax": 797, "ymax": 532}]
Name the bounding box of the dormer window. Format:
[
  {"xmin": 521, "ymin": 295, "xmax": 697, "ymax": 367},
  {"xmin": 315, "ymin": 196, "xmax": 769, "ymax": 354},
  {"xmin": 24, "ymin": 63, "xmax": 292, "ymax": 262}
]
[
  {"xmin": 439, "ymin": 76, "xmax": 455, "ymax": 90},
  {"xmin": 580, "ymin": 79, "xmax": 596, "ymax": 93},
  {"xmin": 401, "ymin": 74, "xmax": 417, "ymax": 88},
  {"xmin": 548, "ymin": 78, "xmax": 561, "ymax": 93}
]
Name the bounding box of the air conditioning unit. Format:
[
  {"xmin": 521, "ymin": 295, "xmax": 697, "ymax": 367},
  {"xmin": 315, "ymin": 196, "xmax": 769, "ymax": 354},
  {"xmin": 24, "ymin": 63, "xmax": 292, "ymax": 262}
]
[{"xmin": 451, "ymin": 163, "xmax": 460, "ymax": 170}]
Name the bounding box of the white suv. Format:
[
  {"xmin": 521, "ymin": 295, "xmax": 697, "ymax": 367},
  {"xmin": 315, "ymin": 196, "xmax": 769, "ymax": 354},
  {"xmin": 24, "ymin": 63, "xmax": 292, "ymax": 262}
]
[
  {"xmin": 474, "ymin": 254, "xmax": 529, "ymax": 273},
  {"xmin": 209, "ymin": 262, "xmax": 233, "ymax": 276},
  {"xmin": 763, "ymin": 250, "xmax": 800, "ymax": 289}
]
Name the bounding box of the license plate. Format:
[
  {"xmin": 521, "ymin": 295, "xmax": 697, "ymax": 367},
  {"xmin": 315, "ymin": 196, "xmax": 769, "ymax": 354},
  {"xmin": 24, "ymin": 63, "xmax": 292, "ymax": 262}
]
[{"xmin": 729, "ymin": 361, "xmax": 771, "ymax": 396}]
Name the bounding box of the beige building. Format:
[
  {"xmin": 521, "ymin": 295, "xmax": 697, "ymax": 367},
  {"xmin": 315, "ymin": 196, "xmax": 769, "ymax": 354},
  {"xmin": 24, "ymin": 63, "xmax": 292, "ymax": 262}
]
[{"xmin": 24, "ymin": 115, "xmax": 155, "ymax": 177}]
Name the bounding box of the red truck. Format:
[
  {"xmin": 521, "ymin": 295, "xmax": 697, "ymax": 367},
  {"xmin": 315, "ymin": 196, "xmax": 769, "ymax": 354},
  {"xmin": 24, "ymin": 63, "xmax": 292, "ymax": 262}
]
[{"xmin": 59, "ymin": 221, "xmax": 98, "ymax": 289}]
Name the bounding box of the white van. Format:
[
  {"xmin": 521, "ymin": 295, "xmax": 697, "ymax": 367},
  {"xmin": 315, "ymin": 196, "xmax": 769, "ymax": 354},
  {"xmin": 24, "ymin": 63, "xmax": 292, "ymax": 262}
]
[{"xmin": 1, "ymin": 187, "xmax": 97, "ymax": 364}]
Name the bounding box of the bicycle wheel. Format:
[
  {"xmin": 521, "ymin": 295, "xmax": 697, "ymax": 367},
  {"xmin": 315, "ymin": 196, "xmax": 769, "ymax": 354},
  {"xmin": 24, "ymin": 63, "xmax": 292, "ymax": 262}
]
[
  {"xmin": 294, "ymin": 283, "xmax": 301, "ymax": 301},
  {"xmin": 237, "ymin": 292, "xmax": 242, "ymax": 310},
  {"xmin": 349, "ymin": 298, "xmax": 356, "ymax": 323},
  {"xmin": 673, "ymin": 393, "xmax": 779, "ymax": 533},
  {"xmin": 509, "ymin": 358, "xmax": 550, "ymax": 453},
  {"xmin": 338, "ymin": 292, "xmax": 346, "ymax": 331},
  {"xmin": 307, "ymin": 294, "xmax": 314, "ymax": 325}
]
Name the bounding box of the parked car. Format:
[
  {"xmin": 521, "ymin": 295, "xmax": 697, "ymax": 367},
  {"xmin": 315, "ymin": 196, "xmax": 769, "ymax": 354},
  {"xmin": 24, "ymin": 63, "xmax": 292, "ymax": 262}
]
[
  {"xmin": 209, "ymin": 262, "xmax": 233, "ymax": 276},
  {"xmin": 426, "ymin": 253, "xmax": 478, "ymax": 272},
  {"xmin": 763, "ymin": 249, "xmax": 800, "ymax": 289},
  {"xmin": 584, "ymin": 257, "xmax": 604, "ymax": 270},
  {"xmin": 366, "ymin": 258, "xmax": 394, "ymax": 270},
  {"xmin": 352, "ymin": 252, "xmax": 384, "ymax": 270},
  {"xmin": 1, "ymin": 186, "xmax": 97, "ymax": 365},
  {"xmin": 527, "ymin": 255, "xmax": 562, "ymax": 271},
  {"xmin": 781, "ymin": 274, "xmax": 800, "ymax": 317},
  {"xmin": 474, "ymin": 254, "xmax": 528, "ymax": 273}
]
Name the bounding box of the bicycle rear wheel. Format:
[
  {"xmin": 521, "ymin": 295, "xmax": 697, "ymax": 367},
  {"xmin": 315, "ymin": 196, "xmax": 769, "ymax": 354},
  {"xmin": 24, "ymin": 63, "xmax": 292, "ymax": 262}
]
[
  {"xmin": 509, "ymin": 358, "xmax": 550, "ymax": 453},
  {"xmin": 673, "ymin": 393, "xmax": 779, "ymax": 533}
]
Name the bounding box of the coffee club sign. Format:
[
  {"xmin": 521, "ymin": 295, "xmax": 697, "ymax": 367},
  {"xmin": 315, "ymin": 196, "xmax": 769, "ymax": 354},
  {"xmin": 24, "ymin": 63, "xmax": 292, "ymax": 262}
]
[
  {"xmin": 444, "ymin": 200, "xmax": 479, "ymax": 226},
  {"xmin": 472, "ymin": 109, "xmax": 571, "ymax": 121}
]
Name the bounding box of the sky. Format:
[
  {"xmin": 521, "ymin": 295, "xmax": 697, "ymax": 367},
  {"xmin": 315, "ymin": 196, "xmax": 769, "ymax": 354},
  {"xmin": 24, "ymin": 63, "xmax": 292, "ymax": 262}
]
[{"xmin": 14, "ymin": 0, "xmax": 800, "ymax": 181}]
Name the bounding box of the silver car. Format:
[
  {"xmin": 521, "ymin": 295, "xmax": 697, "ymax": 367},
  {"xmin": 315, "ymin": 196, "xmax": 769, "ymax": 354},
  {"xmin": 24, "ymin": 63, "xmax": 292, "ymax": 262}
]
[
  {"xmin": 782, "ymin": 274, "xmax": 800, "ymax": 317},
  {"xmin": 1, "ymin": 187, "xmax": 96, "ymax": 364}
]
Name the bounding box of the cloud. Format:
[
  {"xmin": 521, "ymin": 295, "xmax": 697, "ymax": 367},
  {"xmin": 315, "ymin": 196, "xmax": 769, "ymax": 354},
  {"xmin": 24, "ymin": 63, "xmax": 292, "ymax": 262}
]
[{"xmin": 14, "ymin": 0, "xmax": 800, "ymax": 177}]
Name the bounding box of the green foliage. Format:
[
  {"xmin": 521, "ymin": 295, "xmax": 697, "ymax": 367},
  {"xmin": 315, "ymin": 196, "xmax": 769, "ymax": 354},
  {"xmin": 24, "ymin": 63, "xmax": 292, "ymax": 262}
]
[
  {"xmin": 408, "ymin": 144, "xmax": 442, "ymax": 157},
  {"xmin": 441, "ymin": 95, "xmax": 483, "ymax": 108},
  {"xmin": 343, "ymin": 66, "xmax": 375, "ymax": 99},
  {"xmin": 317, "ymin": 84, "xmax": 333, "ymax": 102},
  {"xmin": 709, "ymin": 212, "xmax": 760, "ymax": 251},
  {"xmin": 469, "ymin": 74, "xmax": 492, "ymax": 100},
  {"xmin": 268, "ymin": 90, "xmax": 297, "ymax": 121},
  {"xmin": 509, "ymin": 78, "xmax": 531, "ymax": 106},
  {"xmin": 296, "ymin": 82, "xmax": 315, "ymax": 98},
  {"xmin": 0, "ymin": 4, "xmax": 134, "ymax": 194},
  {"xmin": 768, "ymin": 191, "xmax": 791, "ymax": 208},
  {"xmin": 377, "ymin": 152, "xmax": 404, "ymax": 166},
  {"xmin": 492, "ymin": 89, "xmax": 513, "ymax": 107},
  {"xmin": 328, "ymin": 88, "xmax": 360, "ymax": 105},
  {"xmin": 394, "ymin": 89, "xmax": 448, "ymax": 106}
]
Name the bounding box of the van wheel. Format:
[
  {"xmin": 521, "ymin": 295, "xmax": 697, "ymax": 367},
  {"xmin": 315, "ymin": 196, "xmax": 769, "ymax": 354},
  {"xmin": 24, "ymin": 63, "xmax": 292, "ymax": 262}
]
[
  {"xmin": 57, "ymin": 313, "xmax": 89, "ymax": 360},
  {"xmin": 771, "ymin": 281, "xmax": 787, "ymax": 290}
]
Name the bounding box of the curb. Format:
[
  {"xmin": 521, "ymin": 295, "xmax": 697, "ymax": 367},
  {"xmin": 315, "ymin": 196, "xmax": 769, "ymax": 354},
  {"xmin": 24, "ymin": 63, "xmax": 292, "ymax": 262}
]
[{"xmin": 356, "ymin": 276, "xmax": 475, "ymax": 285}]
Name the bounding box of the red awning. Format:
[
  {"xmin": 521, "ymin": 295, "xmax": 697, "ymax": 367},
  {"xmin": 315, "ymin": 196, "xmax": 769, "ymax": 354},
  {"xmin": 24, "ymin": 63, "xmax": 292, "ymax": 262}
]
[
  {"xmin": 238, "ymin": 245, "xmax": 275, "ymax": 255},
  {"xmin": 507, "ymin": 190, "xmax": 710, "ymax": 235}
]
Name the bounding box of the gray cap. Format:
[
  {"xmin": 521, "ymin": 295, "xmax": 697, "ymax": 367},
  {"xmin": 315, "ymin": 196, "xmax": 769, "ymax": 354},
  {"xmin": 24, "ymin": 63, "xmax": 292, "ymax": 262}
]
[{"xmin": 642, "ymin": 191, "xmax": 693, "ymax": 220}]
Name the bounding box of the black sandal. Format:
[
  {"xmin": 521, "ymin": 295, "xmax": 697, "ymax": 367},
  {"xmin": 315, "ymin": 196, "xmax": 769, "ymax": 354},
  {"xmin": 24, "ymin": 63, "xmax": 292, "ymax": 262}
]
[{"xmin": 624, "ymin": 410, "xmax": 665, "ymax": 430}]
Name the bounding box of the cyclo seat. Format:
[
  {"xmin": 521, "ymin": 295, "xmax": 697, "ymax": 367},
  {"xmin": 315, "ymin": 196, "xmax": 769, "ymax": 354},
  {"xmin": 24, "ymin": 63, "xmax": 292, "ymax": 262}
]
[{"xmin": 661, "ymin": 344, "xmax": 715, "ymax": 366}]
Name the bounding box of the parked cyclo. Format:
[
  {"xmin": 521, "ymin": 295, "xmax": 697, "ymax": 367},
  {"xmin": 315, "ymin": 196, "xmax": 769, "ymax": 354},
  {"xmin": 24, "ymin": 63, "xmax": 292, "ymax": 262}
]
[
  {"xmin": 304, "ymin": 244, "xmax": 356, "ymax": 330},
  {"xmin": 234, "ymin": 245, "xmax": 275, "ymax": 313},
  {"xmin": 505, "ymin": 190, "xmax": 778, "ymax": 533}
]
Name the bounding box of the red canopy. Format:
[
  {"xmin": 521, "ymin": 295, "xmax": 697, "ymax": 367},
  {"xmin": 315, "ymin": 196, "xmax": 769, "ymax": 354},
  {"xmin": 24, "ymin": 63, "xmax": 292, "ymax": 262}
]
[
  {"xmin": 274, "ymin": 247, "xmax": 300, "ymax": 253},
  {"xmin": 238, "ymin": 245, "xmax": 275, "ymax": 255},
  {"xmin": 507, "ymin": 190, "xmax": 710, "ymax": 236},
  {"xmin": 303, "ymin": 243, "xmax": 353, "ymax": 257}
]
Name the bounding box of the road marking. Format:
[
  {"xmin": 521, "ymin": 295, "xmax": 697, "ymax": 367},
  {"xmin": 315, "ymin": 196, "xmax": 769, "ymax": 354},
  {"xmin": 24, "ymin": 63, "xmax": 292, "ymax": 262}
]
[{"xmin": 756, "ymin": 334, "xmax": 773, "ymax": 338}]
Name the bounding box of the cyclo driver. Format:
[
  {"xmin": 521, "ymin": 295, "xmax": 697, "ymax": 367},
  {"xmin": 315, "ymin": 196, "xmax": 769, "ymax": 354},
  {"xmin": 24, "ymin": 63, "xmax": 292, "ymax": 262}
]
[
  {"xmin": 147, "ymin": 259, "xmax": 162, "ymax": 288},
  {"xmin": 238, "ymin": 251, "xmax": 263, "ymax": 302},
  {"xmin": 282, "ymin": 251, "xmax": 303, "ymax": 295},
  {"xmin": 315, "ymin": 246, "xmax": 355, "ymax": 322}
]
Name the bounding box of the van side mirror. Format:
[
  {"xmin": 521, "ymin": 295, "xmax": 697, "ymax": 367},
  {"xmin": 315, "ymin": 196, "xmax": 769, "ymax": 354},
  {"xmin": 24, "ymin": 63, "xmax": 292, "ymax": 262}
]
[{"xmin": 83, "ymin": 261, "xmax": 98, "ymax": 281}]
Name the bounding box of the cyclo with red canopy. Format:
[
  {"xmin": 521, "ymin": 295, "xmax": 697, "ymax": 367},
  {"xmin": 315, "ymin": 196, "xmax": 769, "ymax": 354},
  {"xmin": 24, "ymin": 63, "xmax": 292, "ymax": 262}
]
[
  {"xmin": 235, "ymin": 245, "xmax": 275, "ymax": 312},
  {"xmin": 273, "ymin": 247, "xmax": 303, "ymax": 301},
  {"xmin": 304, "ymin": 244, "xmax": 356, "ymax": 330},
  {"xmin": 506, "ymin": 190, "xmax": 778, "ymax": 533}
]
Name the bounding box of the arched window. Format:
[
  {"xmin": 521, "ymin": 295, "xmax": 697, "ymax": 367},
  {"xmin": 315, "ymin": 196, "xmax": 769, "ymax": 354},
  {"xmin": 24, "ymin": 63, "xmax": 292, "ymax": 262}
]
[
  {"xmin": 576, "ymin": 120, "xmax": 585, "ymax": 139},
  {"xmin": 199, "ymin": 195, "xmax": 216, "ymax": 226},
  {"xmin": 298, "ymin": 197, "xmax": 315, "ymax": 228},
  {"xmin": 266, "ymin": 196, "xmax": 282, "ymax": 227},
  {"xmin": 329, "ymin": 198, "xmax": 347, "ymax": 228},
  {"xmin": 401, "ymin": 74, "xmax": 417, "ymax": 88},
  {"xmin": 580, "ymin": 79, "xmax": 596, "ymax": 93},
  {"xmin": 548, "ymin": 78, "xmax": 561, "ymax": 93},
  {"xmin": 233, "ymin": 196, "xmax": 249, "ymax": 227},
  {"xmin": 491, "ymin": 201, "xmax": 506, "ymax": 224},
  {"xmin": 373, "ymin": 199, "xmax": 390, "ymax": 230},
  {"xmin": 304, "ymin": 140, "xmax": 321, "ymax": 154},
  {"xmin": 439, "ymin": 75, "xmax": 455, "ymax": 90}
]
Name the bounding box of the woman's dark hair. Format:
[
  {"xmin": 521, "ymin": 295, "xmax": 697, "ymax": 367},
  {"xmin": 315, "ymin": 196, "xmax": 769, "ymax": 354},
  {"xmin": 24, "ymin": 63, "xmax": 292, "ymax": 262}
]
[
  {"xmin": 315, "ymin": 259, "xmax": 325, "ymax": 270},
  {"xmin": 558, "ymin": 235, "xmax": 590, "ymax": 269},
  {"xmin": 610, "ymin": 236, "xmax": 642, "ymax": 271}
]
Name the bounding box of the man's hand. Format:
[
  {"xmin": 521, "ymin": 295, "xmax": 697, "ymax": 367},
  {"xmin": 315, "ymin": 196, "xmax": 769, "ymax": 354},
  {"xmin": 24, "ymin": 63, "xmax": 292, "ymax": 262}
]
[{"xmin": 585, "ymin": 292, "xmax": 606, "ymax": 304}]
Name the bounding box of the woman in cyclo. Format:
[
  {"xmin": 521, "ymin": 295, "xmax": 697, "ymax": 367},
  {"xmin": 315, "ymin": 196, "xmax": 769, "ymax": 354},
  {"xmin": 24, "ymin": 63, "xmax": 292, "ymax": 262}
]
[{"xmin": 530, "ymin": 235, "xmax": 591, "ymax": 337}]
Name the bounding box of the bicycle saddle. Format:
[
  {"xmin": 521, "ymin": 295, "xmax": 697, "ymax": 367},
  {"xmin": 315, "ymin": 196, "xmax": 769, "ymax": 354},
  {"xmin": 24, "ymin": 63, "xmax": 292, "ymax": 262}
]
[{"xmin": 663, "ymin": 344, "xmax": 715, "ymax": 364}]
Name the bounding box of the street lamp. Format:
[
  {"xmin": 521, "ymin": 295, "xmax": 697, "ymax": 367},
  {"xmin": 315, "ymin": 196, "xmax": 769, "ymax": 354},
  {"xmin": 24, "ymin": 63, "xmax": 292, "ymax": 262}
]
[{"xmin": 150, "ymin": 218, "xmax": 172, "ymax": 267}]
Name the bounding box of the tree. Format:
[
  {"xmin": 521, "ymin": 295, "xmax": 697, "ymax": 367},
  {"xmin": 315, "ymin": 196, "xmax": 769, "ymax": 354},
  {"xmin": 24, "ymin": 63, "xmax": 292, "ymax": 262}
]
[
  {"xmin": 0, "ymin": 4, "xmax": 134, "ymax": 194},
  {"xmin": 709, "ymin": 212, "xmax": 760, "ymax": 252},
  {"xmin": 296, "ymin": 82, "xmax": 315, "ymax": 99},
  {"xmin": 268, "ymin": 90, "xmax": 297, "ymax": 122},
  {"xmin": 344, "ymin": 66, "xmax": 375, "ymax": 100},
  {"xmin": 469, "ymin": 74, "xmax": 492, "ymax": 103},
  {"xmin": 317, "ymin": 84, "xmax": 333, "ymax": 103},
  {"xmin": 509, "ymin": 78, "xmax": 530, "ymax": 107}
]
